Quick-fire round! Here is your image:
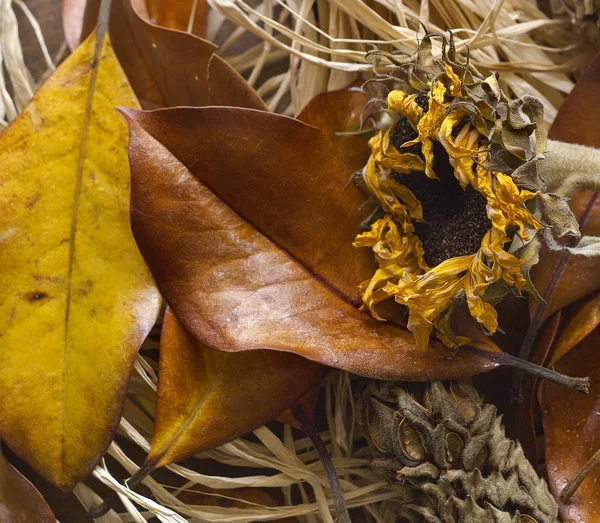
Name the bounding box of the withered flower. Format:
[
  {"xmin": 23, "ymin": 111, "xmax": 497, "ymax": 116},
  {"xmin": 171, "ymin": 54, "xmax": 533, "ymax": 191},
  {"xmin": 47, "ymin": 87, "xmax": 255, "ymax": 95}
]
[{"xmin": 355, "ymin": 35, "xmax": 580, "ymax": 350}]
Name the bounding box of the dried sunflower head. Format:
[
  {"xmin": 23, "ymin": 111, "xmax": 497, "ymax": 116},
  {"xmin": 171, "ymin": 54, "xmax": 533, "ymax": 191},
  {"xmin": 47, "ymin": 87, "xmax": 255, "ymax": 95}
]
[{"xmin": 354, "ymin": 34, "xmax": 580, "ymax": 351}]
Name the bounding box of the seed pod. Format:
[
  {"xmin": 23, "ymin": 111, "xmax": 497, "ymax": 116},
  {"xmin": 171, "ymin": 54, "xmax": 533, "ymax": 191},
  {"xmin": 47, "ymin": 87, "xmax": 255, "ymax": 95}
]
[{"xmin": 363, "ymin": 381, "xmax": 560, "ymax": 523}]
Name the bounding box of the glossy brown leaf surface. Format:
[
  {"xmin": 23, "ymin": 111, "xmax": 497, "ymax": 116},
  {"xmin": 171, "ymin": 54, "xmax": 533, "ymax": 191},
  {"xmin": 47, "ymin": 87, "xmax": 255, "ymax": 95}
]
[
  {"xmin": 549, "ymin": 291, "xmax": 600, "ymax": 367},
  {"xmin": 0, "ymin": 447, "xmax": 55, "ymax": 522},
  {"xmin": 124, "ymin": 106, "xmax": 500, "ymax": 380},
  {"xmin": 147, "ymin": 0, "xmax": 207, "ymax": 34},
  {"xmin": 149, "ymin": 309, "xmax": 325, "ymax": 467},
  {"xmin": 541, "ymin": 327, "xmax": 600, "ymax": 522},
  {"xmin": 296, "ymin": 86, "xmax": 371, "ymax": 172},
  {"xmin": 531, "ymin": 50, "xmax": 600, "ymax": 319},
  {"xmin": 63, "ymin": 0, "xmax": 263, "ymax": 110}
]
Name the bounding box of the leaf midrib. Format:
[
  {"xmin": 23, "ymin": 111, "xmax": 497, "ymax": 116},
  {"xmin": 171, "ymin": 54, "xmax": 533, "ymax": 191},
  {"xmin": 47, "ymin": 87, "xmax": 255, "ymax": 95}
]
[{"xmin": 60, "ymin": 23, "xmax": 109, "ymax": 480}]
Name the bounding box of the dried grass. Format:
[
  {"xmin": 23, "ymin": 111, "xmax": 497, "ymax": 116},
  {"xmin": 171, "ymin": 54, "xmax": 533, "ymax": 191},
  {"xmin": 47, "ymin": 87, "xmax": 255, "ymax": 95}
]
[
  {"xmin": 209, "ymin": 0, "xmax": 598, "ymax": 123},
  {"xmin": 2, "ymin": 1, "xmax": 598, "ymax": 521},
  {"xmin": 76, "ymin": 350, "xmax": 396, "ymax": 523}
]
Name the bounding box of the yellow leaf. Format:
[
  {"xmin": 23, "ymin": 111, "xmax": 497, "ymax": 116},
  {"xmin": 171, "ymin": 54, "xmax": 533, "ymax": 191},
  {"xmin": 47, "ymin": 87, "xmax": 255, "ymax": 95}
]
[{"xmin": 0, "ymin": 31, "xmax": 160, "ymax": 489}]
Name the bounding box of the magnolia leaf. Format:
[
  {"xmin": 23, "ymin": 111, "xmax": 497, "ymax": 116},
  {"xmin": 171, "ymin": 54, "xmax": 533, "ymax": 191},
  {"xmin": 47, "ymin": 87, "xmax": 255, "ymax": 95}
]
[
  {"xmin": 123, "ymin": 106, "xmax": 500, "ymax": 380},
  {"xmin": 146, "ymin": 0, "xmax": 208, "ymax": 34},
  {"xmin": 62, "ymin": 0, "xmax": 264, "ymax": 110},
  {"xmin": 531, "ymin": 51, "xmax": 600, "ymax": 319},
  {"xmin": 296, "ymin": 86, "xmax": 371, "ymax": 172},
  {"xmin": 146, "ymin": 309, "xmax": 325, "ymax": 469},
  {"xmin": 548, "ymin": 291, "xmax": 600, "ymax": 367},
  {"xmin": 541, "ymin": 328, "xmax": 600, "ymax": 522},
  {"xmin": 0, "ymin": 32, "xmax": 160, "ymax": 489},
  {"xmin": 137, "ymin": 88, "xmax": 376, "ymax": 473},
  {"xmin": 517, "ymin": 310, "xmax": 562, "ymax": 464},
  {"xmin": 0, "ymin": 447, "xmax": 55, "ymax": 522},
  {"xmin": 275, "ymin": 385, "xmax": 321, "ymax": 430}
]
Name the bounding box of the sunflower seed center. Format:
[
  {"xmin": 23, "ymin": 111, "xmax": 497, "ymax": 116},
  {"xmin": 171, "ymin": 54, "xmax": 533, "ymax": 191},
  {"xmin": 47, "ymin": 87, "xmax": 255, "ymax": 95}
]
[{"xmin": 391, "ymin": 119, "xmax": 489, "ymax": 267}]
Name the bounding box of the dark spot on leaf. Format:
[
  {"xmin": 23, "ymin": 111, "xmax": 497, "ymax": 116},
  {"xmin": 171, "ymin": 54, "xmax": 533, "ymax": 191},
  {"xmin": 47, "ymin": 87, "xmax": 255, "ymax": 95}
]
[
  {"xmin": 24, "ymin": 291, "xmax": 48, "ymax": 302},
  {"xmin": 26, "ymin": 193, "xmax": 42, "ymax": 209}
]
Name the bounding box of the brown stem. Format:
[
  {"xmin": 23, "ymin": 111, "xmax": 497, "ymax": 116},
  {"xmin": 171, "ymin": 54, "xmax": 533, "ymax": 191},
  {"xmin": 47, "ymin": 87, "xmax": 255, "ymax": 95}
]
[
  {"xmin": 561, "ymin": 447, "xmax": 600, "ymax": 503},
  {"xmin": 87, "ymin": 459, "xmax": 156, "ymax": 518},
  {"xmin": 292, "ymin": 404, "xmax": 352, "ymax": 523},
  {"xmin": 511, "ymin": 192, "xmax": 600, "ymax": 403},
  {"xmin": 465, "ymin": 347, "xmax": 590, "ymax": 393}
]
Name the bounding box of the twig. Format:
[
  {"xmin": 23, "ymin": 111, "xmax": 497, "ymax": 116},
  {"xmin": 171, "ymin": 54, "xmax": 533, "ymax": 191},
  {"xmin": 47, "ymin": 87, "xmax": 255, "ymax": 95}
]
[
  {"xmin": 292, "ymin": 404, "xmax": 352, "ymax": 523},
  {"xmin": 465, "ymin": 346, "xmax": 590, "ymax": 393},
  {"xmin": 561, "ymin": 447, "xmax": 600, "ymax": 503}
]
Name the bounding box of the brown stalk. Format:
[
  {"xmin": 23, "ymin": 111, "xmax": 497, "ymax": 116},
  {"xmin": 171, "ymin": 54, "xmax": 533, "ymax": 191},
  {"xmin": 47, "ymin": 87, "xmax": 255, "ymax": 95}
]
[
  {"xmin": 465, "ymin": 346, "xmax": 590, "ymax": 393},
  {"xmin": 561, "ymin": 446, "xmax": 600, "ymax": 503},
  {"xmin": 291, "ymin": 404, "xmax": 352, "ymax": 523}
]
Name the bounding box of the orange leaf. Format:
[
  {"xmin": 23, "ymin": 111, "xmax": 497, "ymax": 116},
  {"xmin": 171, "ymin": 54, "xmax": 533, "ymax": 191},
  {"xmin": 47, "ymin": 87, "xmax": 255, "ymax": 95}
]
[
  {"xmin": 541, "ymin": 328, "xmax": 600, "ymax": 522},
  {"xmin": 147, "ymin": 309, "xmax": 325, "ymax": 468},
  {"xmin": 146, "ymin": 0, "xmax": 208, "ymax": 35},
  {"xmin": 123, "ymin": 106, "xmax": 500, "ymax": 380},
  {"xmin": 0, "ymin": 447, "xmax": 55, "ymax": 522},
  {"xmin": 296, "ymin": 86, "xmax": 371, "ymax": 172},
  {"xmin": 549, "ymin": 291, "xmax": 600, "ymax": 367}
]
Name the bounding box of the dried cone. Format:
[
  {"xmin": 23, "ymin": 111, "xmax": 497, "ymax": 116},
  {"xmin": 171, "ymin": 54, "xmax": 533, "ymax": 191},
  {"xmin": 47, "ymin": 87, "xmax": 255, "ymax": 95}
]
[{"xmin": 363, "ymin": 381, "xmax": 559, "ymax": 522}]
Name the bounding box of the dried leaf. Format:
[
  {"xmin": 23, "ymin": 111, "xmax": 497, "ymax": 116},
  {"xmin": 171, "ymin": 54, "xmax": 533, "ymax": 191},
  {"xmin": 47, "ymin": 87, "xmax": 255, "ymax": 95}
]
[
  {"xmin": 275, "ymin": 385, "xmax": 321, "ymax": 430},
  {"xmin": 146, "ymin": 0, "xmax": 208, "ymax": 34},
  {"xmin": 62, "ymin": 0, "xmax": 87, "ymax": 50},
  {"xmin": 531, "ymin": 51, "xmax": 600, "ymax": 319},
  {"xmin": 0, "ymin": 447, "xmax": 55, "ymax": 522},
  {"xmin": 148, "ymin": 309, "xmax": 325, "ymax": 468},
  {"xmin": 63, "ymin": 0, "xmax": 263, "ymax": 110},
  {"xmin": 541, "ymin": 328, "xmax": 600, "ymax": 522},
  {"xmin": 123, "ymin": 106, "xmax": 500, "ymax": 380},
  {"xmin": 548, "ymin": 291, "xmax": 600, "ymax": 367},
  {"xmin": 0, "ymin": 33, "xmax": 160, "ymax": 489},
  {"xmin": 517, "ymin": 310, "xmax": 562, "ymax": 465},
  {"xmin": 296, "ymin": 86, "xmax": 371, "ymax": 172}
]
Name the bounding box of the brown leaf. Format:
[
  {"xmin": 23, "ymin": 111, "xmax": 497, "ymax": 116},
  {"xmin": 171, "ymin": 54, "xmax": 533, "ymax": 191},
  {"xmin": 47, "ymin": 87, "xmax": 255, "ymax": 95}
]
[
  {"xmin": 146, "ymin": 0, "xmax": 208, "ymax": 35},
  {"xmin": 0, "ymin": 447, "xmax": 55, "ymax": 523},
  {"xmin": 531, "ymin": 192, "xmax": 600, "ymax": 320},
  {"xmin": 63, "ymin": 0, "xmax": 263, "ymax": 110},
  {"xmin": 518, "ymin": 310, "xmax": 562, "ymax": 464},
  {"xmin": 549, "ymin": 291, "xmax": 600, "ymax": 367},
  {"xmin": 148, "ymin": 309, "xmax": 325, "ymax": 468},
  {"xmin": 540, "ymin": 328, "xmax": 600, "ymax": 522},
  {"xmin": 275, "ymin": 385, "xmax": 321, "ymax": 430},
  {"xmin": 122, "ymin": 105, "xmax": 500, "ymax": 380},
  {"xmin": 531, "ymin": 50, "xmax": 600, "ymax": 319},
  {"xmin": 550, "ymin": 51, "xmax": 600, "ymax": 147},
  {"xmin": 296, "ymin": 86, "xmax": 371, "ymax": 172}
]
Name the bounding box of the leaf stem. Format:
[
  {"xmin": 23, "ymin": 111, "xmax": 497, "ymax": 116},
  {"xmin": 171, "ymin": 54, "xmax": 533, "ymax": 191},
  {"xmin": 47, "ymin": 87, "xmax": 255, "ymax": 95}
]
[
  {"xmin": 561, "ymin": 446, "xmax": 600, "ymax": 503},
  {"xmin": 87, "ymin": 459, "xmax": 156, "ymax": 518},
  {"xmin": 465, "ymin": 346, "xmax": 590, "ymax": 393},
  {"xmin": 292, "ymin": 404, "xmax": 352, "ymax": 523}
]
